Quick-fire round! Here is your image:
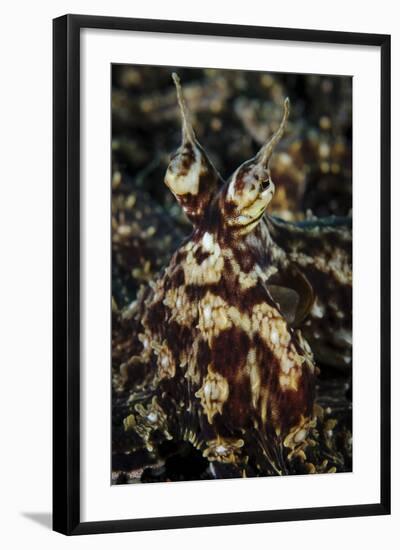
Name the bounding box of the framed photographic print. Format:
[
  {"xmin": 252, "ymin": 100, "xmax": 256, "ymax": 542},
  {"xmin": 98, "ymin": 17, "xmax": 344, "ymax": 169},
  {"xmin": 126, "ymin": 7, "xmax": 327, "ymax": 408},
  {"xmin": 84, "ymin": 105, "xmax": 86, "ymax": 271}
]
[{"xmin": 53, "ymin": 14, "xmax": 391, "ymax": 535}]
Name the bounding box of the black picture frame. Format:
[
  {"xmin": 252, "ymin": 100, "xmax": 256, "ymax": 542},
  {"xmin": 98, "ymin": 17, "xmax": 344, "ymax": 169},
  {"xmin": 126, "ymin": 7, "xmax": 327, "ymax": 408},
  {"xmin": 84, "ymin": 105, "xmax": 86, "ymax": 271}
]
[{"xmin": 53, "ymin": 14, "xmax": 391, "ymax": 535}]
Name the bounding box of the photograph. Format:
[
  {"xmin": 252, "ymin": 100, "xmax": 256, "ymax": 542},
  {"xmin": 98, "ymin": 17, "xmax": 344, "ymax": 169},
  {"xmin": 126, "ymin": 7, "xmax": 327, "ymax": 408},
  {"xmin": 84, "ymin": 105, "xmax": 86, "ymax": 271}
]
[{"xmin": 111, "ymin": 64, "xmax": 353, "ymax": 484}]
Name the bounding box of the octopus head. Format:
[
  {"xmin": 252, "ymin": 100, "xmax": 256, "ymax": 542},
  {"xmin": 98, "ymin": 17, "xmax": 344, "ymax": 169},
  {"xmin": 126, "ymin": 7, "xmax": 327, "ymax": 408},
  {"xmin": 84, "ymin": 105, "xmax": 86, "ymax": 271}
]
[{"xmin": 165, "ymin": 73, "xmax": 289, "ymax": 238}]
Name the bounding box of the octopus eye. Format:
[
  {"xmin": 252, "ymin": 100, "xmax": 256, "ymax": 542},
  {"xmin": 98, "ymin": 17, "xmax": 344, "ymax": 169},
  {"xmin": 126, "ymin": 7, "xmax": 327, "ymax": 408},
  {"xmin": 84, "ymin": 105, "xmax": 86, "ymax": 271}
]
[
  {"xmin": 260, "ymin": 178, "xmax": 270, "ymax": 191},
  {"xmin": 164, "ymin": 73, "xmax": 224, "ymax": 225},
  {"xmin": 221, "ymin": 98, "xmax": 290, "ymax": 235}
]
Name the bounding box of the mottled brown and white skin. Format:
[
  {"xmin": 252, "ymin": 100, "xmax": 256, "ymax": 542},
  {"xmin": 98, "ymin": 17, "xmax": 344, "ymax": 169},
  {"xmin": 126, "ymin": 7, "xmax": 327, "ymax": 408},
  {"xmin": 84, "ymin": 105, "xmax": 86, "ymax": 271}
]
[
  {"xmin": 264, "ymin": 215, "xmax": 352, "ymax": 369},
  {"xmin": 119, "ymin": 74, "xmax": 352, "ymax": 477}
]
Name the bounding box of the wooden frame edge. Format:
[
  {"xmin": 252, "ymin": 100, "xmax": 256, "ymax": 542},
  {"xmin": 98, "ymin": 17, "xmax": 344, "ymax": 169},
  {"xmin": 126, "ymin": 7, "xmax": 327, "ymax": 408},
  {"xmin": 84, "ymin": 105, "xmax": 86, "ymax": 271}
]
[{"xmin": 53, "ymin": 14, "xmax": 391, "ymax": 535}]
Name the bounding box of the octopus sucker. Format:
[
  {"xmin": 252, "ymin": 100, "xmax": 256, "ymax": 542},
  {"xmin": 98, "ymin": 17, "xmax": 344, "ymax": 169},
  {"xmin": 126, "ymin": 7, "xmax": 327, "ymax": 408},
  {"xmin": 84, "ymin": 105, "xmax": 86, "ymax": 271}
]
[{"xmin": 115, "ymin": 74, "xmax": 352, "ymax": 481}]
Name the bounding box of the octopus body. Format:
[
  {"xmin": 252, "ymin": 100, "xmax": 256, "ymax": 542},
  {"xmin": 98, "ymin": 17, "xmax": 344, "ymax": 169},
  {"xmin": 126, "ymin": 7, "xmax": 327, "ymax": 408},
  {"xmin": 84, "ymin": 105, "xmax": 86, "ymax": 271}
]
[{"xmin": 115, "ymin": 75, "xmax": 352, "ymax": 480}]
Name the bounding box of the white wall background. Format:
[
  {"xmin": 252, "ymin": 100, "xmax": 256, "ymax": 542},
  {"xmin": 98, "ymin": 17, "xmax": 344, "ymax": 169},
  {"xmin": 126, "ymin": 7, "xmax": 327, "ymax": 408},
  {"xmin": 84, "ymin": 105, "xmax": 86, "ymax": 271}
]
[{"xmin": 0, "ymin": 0, "xmax": 398, "ymax": 548}]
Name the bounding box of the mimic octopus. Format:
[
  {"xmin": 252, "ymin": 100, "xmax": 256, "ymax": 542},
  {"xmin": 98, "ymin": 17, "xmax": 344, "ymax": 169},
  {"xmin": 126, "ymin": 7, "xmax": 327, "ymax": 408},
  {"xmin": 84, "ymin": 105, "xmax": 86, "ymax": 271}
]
[{"xmin": 115, "ymin": 74, "xmax": 352, "ymax": 479}]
